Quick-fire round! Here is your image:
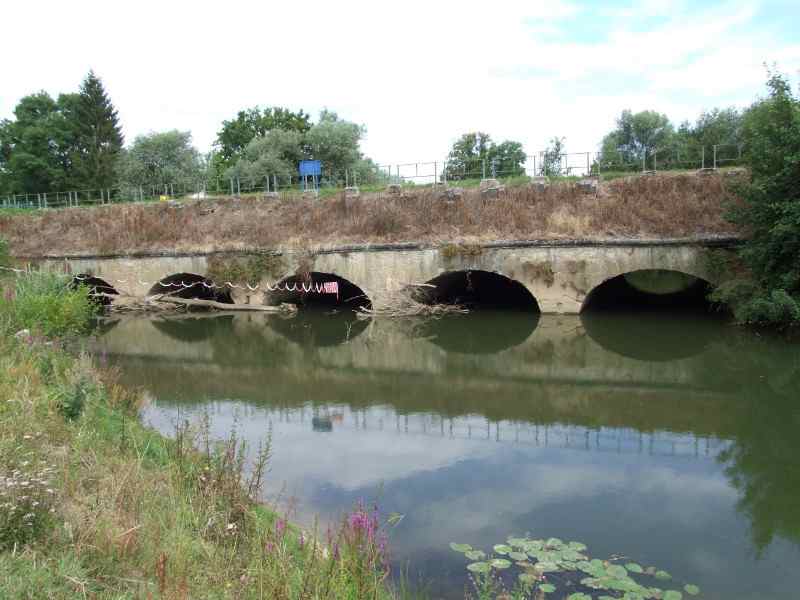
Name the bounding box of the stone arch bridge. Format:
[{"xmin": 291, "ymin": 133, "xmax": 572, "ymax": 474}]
[{"xmin": 36, "ymin": 238, "xmax": 737, "ymax": 314}]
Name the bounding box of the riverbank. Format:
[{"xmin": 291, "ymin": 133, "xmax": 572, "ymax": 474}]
[
  {"xmin": 0, "ymin": 275, "xmax": 398, "ymax": 599},
  {"xmin": 0, "ymin": 173, "xmax": 738, "ymax": 258}
]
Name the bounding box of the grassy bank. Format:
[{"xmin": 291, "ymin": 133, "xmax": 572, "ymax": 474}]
[
  {"xmin": 0, "ymin": 173, "xmax": 738, "ymax": 257},
  {"xmin": 0, "ymin": 273, "xmax": 398, "ymax": 599}
]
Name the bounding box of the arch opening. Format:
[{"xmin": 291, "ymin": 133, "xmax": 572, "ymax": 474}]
[
  {"xmin": 148, "ymin": 272, "xmax": 233, "ymax": 304},
  {"xmin": 415, "ymin": 270, "xmax": 540, "ymax": 312},
  {"xmin": 72, "ymin": 274, "xmax": 118, "ymax": 306},
  {"xmin": 267, "ymin": 272, "xmax": 371, "ymax": 311},
  {"xmin": 581, "ymin": 269, "xmax": 715, "ymax": 314}
]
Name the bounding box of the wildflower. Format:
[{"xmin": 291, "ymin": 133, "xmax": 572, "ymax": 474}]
[
  {"xmin": 298, "ymin": 532, "xmax": 305, "ymax": 548},
  {"xmin": 275, "ymin": 518, "xmax": 286, "ymax": 537}
]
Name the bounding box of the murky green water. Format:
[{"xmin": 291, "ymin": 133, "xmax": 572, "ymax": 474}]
[{"xmin": 96, "ymin": 310, "xmax": 800, "ymax": 599}]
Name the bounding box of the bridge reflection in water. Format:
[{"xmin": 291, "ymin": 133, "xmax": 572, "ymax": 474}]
[{"xmin": 96, "ymin": 311, "xmax": 800, "ymax": 600}]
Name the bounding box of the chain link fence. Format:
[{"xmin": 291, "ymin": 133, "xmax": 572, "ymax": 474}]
[{"xmin": 1, "ymin": 144, "xmax": 745, "ymax": 211}]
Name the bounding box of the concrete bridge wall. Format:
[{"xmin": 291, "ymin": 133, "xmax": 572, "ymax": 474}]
[{"xmin": 37, "ymin": 239, "xmax": 732, "ymax": 314}]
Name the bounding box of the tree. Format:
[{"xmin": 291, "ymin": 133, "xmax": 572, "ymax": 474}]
[
  {"xmin": 73, "ymin": 71, "xmax": 124, "ymax": 190},
  {"xmin": 0, "ymin": 92, "xmax": 79, "ymax": 193},
  {"xmin": 214, "ymin": 106, "xmax": 311, "ymax": 172},
  {"xmin": 224, "ymin": 129, "xmax": 304, "ymax": 187},
  {"xmin": 444, "ymin": 132, "xmax": 493, "ymax": 180},
  {"xmin": 711, "ymin": 72, "xmax": 800, "ymax": 325},
  {"xmin": 304, "ymin": 110, "xmax": 364, "ymax": 183},
  {"xmin": 117, "ymin": 130, "xmax": 205, "ymax": 191},
  {"xmin": 541, "ymin": 136, "xmax": 565, "ymax": 176},
  {"xmin": 487, "ymin": 140, "xmax": 526, "ymax": 177},
  {"xmin": 599, "ymin": 109, "xmax": 675, "ymax": 168}
]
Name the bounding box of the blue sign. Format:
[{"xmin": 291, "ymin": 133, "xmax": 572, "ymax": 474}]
[{"xmin": 299, "ymin": 160, "xmax": 322, "ymax": 177}]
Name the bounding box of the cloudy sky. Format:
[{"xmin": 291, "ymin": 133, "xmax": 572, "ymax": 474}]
[{"xmin": 3, "ymin": 0, "xmax": 799, "ymax": 164}]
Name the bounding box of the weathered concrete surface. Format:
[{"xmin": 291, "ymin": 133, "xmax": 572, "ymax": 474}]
[{"xmin": 35, "ymin": 238, "xmax": 736, "ymax": 314}]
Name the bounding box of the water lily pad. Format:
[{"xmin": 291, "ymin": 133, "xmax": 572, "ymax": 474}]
[
  {"xmin": 493, "ymin": 544, "xmax": 512, "ymax": 555},
  {"xmin": 518, "ymin": 573, "xmax": 537, "ymax": 585},
  {"xmin": 607, "ymin": 565, "xmax": 628, "ymax": 579},
  {"xmin": 490, "ymin": 558, "xmax": 512, "ymax": 570},
  {"xmin": 567, "ymin": 594, "xmax": 591, "ymax": 600},
  {"xmin": 568, "ymin": 541, "xmax": 588, "ymax": 552},
  {"xmin": 508, "ymin": 551, "xmax": 527, "ymax": 561},
  {"xmin": 466, "ymin": 561, "xmax": 490, "ymax": 573},
  {"xmin": 684, "ymin": 584, "xmax": 700, "ymax": 596},
  {"xmin": 450, "ymin": 543, "xmax": 472, "ymax": 553},
  {"xmin": 664, "ymin": 591, "xmax": 683, "ymax": 600},
  {"xmin": 545, "ymin": 537, "xmax": 564, "ymax": 548},
  {"xmin": 535, "ymin": 561, "xmax": 560, "ymax": 573},
  {"xmin": 625, "ymin": 562, "xmax": 644, "ymax": 574},
  {"xmin": 465, "ymin": 550, "xmax": 486, "ymax": 561},
  {"xmin": 507, "ymin": 537, "xmax": 528, "ymax": 548},
  {"xmin": 655, "ymin": 570, "xmax": 672, "ymax": 581},
  {"xmin": 539, "ymin": 583, "xmax": 556, "ymax": 593}
]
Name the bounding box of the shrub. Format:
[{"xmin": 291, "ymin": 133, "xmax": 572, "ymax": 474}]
[{"xmin": 1, "ymin": 271, "xmax": 97, "ymax": 338}]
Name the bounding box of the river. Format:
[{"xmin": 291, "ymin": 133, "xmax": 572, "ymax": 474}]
[{"xmin": 95, "ymin": 309, "xmax": 799, "ymax": 599}]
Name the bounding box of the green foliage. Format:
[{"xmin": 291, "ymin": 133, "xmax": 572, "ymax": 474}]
[
  {"xmin": 305, "ymin": 110, "xmax": 365, "ymax": 182},
  {"xmin": 1, "ymin": 272, "xmax": 98, "ymax": 338},
  {"xmin": 72, "ymin": 71, "xmax": 124, "ymax": 190},
  {"xmin": 541, "ymin": 136, "xmax": 565, "ymax": 176},
  {"xmin": 225, "ymin": 128, "xmax": 305, "ymax": 186},
  {"xmin": 0, "ymin": 238, "xmax": 9, "ymax": 268},
  {"xmin": 451, "ymin": 535, "xmax": 701, "ymax": 599},
  {"xmin": 214, "ymin": 106, "xmax": 311, "ymax": 174},
  {"xmin": 713, "ymin": 72, "xmax": 800, "ymax": 326},
  {"xmin": 206, "ymin": 253, "xmax": 286, "ymax": 285},
  {"xmin": 444, "ymin": 132, "xmax": 526, "ymax": 180},
  {"xmin": 599, "ymin": 109, "xmax": 675, "ymax": 168},
  {"xmin": 0, "ymin": 92, "xmax": 80, "ymax": 193},
  {"xmin": 117, "ymin": 130, "xmax": 206, "ymax": 189},
  {"xmin": 0, "ymin": 71, "xmax": 122, "ymax": 194}
]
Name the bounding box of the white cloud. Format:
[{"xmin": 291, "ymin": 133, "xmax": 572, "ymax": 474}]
[{"xmin": 1, "ymin": 0, "xmax": 798, "ymax": 167}]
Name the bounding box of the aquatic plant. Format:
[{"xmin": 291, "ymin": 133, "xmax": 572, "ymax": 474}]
[{"xmin": 450, "ymin": 536, "xmax": 702, "ymax": 599}]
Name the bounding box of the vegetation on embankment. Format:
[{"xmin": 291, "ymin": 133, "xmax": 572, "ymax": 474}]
[
  {"xmin": 0, "ymin": 173, "xmax": 738, "ymax": 257},
  {"xmin": 0, "ymin": 272, "xmax": 397, "ymax": 599},
  {"xmin": 707, "ymin": 73, "xmax": 800, "ymax": 327}
]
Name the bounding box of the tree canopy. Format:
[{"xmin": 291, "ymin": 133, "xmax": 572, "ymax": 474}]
[
  {"xmin": 444, "ymin": 132, "xmax": 526, "ymax": 180},
  {"xmin": 0, "ymin": 71, "xmax": 122, "ymax": 194},
  {"xmin": 711, "ymin": 72, "xmax": 800, "ymax": 325},
  {"xmin": 117, "ymin": 130, "xmax": 205, "ymax": 190}
]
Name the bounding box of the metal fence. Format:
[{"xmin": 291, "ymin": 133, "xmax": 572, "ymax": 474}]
[{"xmin": 1, "ymin": 144, "xmax": 745, "ymax": 211}]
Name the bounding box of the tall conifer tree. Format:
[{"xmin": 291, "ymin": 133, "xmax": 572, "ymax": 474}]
[{"xmin": 75, "ymin": 70, "xmax": 123, "ymax": 189}]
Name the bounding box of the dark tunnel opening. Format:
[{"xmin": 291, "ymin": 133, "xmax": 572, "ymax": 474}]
[
  {"xmin": 267, "ymin": 272, "xmax": 371, "ymax": 311},
  {"xmin": 148, "ymin": 273, "xmax": 234, "ymax": 304},
  {"xmin": 581, "ymin": 269, "xmax": 716, "ymax": 314},
  {"xmin": 72, "ymin": 274, "xmax": 119, "ymax": 306},
  {"xmin": 414, "ymin": 270, "xmax": 540, "ymax": 312}
]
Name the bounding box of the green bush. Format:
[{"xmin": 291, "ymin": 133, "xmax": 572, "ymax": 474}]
[{"xmin": 1, "ymin": 271, "xmax": 98, "ymax": 338}]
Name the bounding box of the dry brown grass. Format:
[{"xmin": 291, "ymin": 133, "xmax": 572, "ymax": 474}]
[{"xmin": 0, "ymin": 174, "xmax": 740, "ymax": 257}]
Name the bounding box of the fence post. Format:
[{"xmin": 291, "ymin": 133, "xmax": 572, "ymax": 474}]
[
  {"xmin": 701, "ymin": 147, "xmax": 705, "ymax": 170},
  {"xmin": 230, "ymin": 179, "xmax": 234, "ymax": 196},
  {"xmin": 482, "ymin": 159, "xmax": 486, "ymax": 179},
  {"xmin": 443, "ymin": 162, "xmax": 448, "ymax": 185},
  {"xmin": 654, "ymin": 150, "xmax": 657, "ymax": 172},
  {"xmin": 642, "ymin": 154, "xmax": 646, "ymax": 173},
  {"xmin": 434, "ymin": 161, "xmax": 438, "ymax": 185},
  {"xmin": 713, "ymin": 145, "xmax": 717, "ymax": 170},
  {"xmin": 236, "ymin": 177, "xmax": 241, "ymax": 197},
  {"xmin": 273, "ymin": 175, "xmax": 277, "ymax": 193},
  {"xmin": 586, "ymin": 152, "xmax": 590, "ymax": 176}
]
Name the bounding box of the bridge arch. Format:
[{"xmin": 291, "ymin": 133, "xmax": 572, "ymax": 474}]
[
  {"xmin": 72, "ymin": 274, "xmax": 119, "ymax": 306},
  {"xmin": 581, "ymin": 268, "xmax": 715, "ymax": 313},
  {"xmin": 267, "ymin": 272, "xmax": 371, "ymax": 310},
  {"xmin": 415, "ymin": 270, "xmax": 540, "ymax": 312},
  {"xmin": 148, "ymin": 272, "xmax": 234, "ymax": 304}
]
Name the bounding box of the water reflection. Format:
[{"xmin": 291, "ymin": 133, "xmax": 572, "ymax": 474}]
[
  {"xmin": 268, "ymin": 310, "xmax": 369, "ymax": 347},
  {"xmin": 418, "ymin": 311, "xmax": 539, "ymax": 354},
  {"xmin": 580, "ymin": 312, "xmax": 724, "ymax": 361},
  {"xmin": 95, "ymin": 312, "xmax": 800, "ymax": 600}
]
